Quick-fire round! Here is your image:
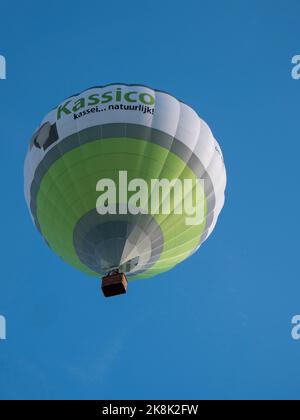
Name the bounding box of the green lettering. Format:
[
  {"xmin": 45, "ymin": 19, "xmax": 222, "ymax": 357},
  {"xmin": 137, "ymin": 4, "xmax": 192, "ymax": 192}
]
[
  {"xmin": 139, "ymin": 93, "xmax": 155, "ymax": 106},
  {"xmin": 88, "ymin": 94, "xmax": 100, "ymax": 106},
  {"xmin": 57, "ymin": 101, "xmax": 72, "ymax": 120},
  {"xmin": 72, "ymin": 98, "xmax": 85, "ymax": 112},
  {"xmin": 101, "ymin": 91, "xmax": 113, "ymax": 104},
  {"xmin": 116, "ymin": 88, "xmax": 122, "ymax": 102},
  {"xmin": 124, "ymin": 91, "xmax": 138, "ymax": 103}
]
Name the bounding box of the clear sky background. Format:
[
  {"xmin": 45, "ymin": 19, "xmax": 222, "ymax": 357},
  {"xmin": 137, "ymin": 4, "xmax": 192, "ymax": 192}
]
[{"xmin": 0, "ymin": 0, "xmax": 300, "ymax": 400}]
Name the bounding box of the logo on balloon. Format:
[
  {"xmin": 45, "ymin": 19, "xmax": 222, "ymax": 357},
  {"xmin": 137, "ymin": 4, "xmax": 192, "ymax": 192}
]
[
  {"xmin": 0, "ymin": 55, "xmax": 6, "ymax": 80},
  {"xmin": 0, "ymin": 314, "xmax": 6, "ymax": 341},
  {"xmin": 96, "ymin": 171, "xmax": 206, "ymax": 226},
  {"xmin": 57, "ymin": 87, "xmax": 155, "ymax": 120},
  {"xmin": 291, "ymin": 55, "xmax": 300, "ymax": 80}
]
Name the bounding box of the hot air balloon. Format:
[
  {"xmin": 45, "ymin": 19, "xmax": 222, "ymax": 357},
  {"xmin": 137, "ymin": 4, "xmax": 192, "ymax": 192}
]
[{"xmin": 24, "ymin": 83, "xmax": 226, "ymax": 297}]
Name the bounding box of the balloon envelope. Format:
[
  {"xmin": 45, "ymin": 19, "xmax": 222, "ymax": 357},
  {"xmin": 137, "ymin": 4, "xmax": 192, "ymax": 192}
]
[{"xmin": 24, "ymin": 84, "xmax": 226, "ymax": 280}]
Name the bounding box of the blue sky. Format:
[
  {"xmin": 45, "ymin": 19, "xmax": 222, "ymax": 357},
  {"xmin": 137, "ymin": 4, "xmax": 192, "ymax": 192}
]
[{"xmin": 0, "ymin": 0, "xmax": 300, "ymax": 400}]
